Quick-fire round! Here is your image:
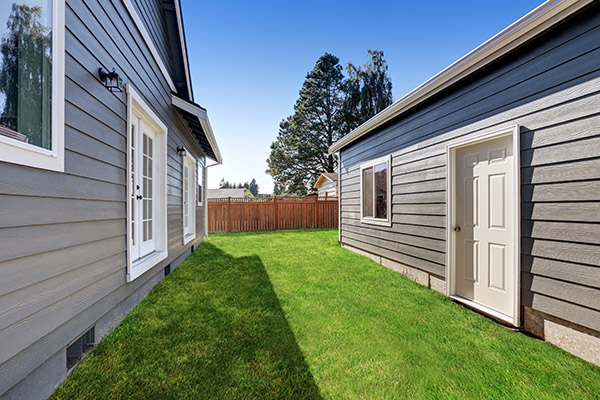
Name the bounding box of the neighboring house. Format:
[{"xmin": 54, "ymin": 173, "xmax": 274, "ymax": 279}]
[
  {"xmin": 314, "ymin": 172, "xmax": 338, "ymax": 197},
  {"xmin": 0, "ymin": 1, "xmax": 221, "ymax": 398},
  {"xmin": 330, "ymin": 0, "xmax": 600, "ymax": 366},
  {"xmin": 207, "ymin": 188, "xmax": 247, "ymax": 198}
]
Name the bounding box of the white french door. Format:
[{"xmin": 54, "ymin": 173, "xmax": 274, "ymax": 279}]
[
  {"xmin": 182, "ymin": 154, "xmax": 196, "ymax": 243},
  {"xmin": 131, "ymin": 116, "xmax": 156, "ymax": 261}
]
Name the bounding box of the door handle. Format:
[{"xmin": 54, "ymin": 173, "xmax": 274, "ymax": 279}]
[
  {"xmin": 454, "ymin": 226, "xmax": 461, "ymax": 232},
  {"xmin": 136, "ymin": 195, "xmax": 142, "ymax": 200}
]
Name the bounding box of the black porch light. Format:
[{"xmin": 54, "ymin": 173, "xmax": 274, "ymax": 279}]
[
  {"xmin": 177, "ymin": 147, "xmax": 187, "ymax": 157},
  {"xmin": 98, "ymin": 68, "xmax": 123, "ymax": 92}
]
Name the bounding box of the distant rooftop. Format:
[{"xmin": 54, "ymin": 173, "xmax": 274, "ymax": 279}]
[{"xmin": 207, "ymin": 188, "xmax": 246, "ymax": 198}]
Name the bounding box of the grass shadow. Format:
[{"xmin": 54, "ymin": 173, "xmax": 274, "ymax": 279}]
[{"xmin": 51, "ymin": 242, "xmax": 322, "ymax": 400}]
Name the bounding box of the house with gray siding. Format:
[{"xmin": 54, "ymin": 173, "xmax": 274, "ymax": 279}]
[
  {"xmin": 330, "ymin": 0, "xmax": 600, "ymax": 366},
  {"xmin": 0, "ymin": 0, "xmax": 221, "ymax": 398}
]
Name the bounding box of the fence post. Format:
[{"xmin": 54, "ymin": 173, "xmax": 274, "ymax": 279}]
[
  {"xmin": 273, "ymin": 196, "xmax": 278, "ymax": 230},
  {"xmin": 314, "ymin": 195, "xmax": 318, "ymax": 228},
  {"xmin": 227, "ymin": 197, "xmax": 231, "ymax": 232}
]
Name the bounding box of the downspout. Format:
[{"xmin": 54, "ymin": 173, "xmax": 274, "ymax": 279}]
[
  {"xmin": 204, "ymin": 161, "xmax": 219, "ymax": 241},
  {"xmin": 337, "ymin": 151, "xmax": 341, "ymax": 243}
]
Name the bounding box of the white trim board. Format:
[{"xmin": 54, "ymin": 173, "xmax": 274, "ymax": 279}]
[
  {"xmin": 445, "ymin": 125, "xmax": 521, "ymax": 327},
  {"xmin": 359, "ymin": 154, "xmax": 392, "ymax": 227},
  {"xmin": 126, "ymin": 84, "xmax": 169, "ymax": 282},
  {"xmin": 329, "ymin": 0, "xmax": 593, "ymax": 154},
  {"xmin": 121, "ymin": 0, "xmax": 177, "ymax": 92}
]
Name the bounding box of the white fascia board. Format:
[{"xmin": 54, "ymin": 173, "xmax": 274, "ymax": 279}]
[
  {"xmin": 198, "ymin": 115, "xmax": 222, "ymax": 165},
  {"xmin": 328, "ymin": 0, "xmax": 593, "ymax": 154},
  {"xmin": 172, "ymin": 94, "xmax": 208, "ymax": 119},
  {"xmin": 122, "ymin": 0, "xmax": 177, "ymax": 92},
  {"xmin": 172, "ymin": 94, "xmax": 222, "ymax": 165}
]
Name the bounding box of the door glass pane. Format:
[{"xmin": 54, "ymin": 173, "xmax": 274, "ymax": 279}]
[
  {"xmin": 130, "ymin": 123, "xmax": 135, "ymax": 247},
  {"xmin": 374, "ymin": 162, "xmax": 387, "ymax": 219},
  {"xmin": 183, "ymin": 164, "xmax": 188, "ymax": 229},
  {"xmin": 0, "ymin": 1, "xmax": 53, "ymax": 149},
  {"xmin": 362, "ymin": 167, "xmax": 373, "ymax": 218},
  {"xmin": 142, "ymin": 132, "xmax": 153, "ymax": 242}
]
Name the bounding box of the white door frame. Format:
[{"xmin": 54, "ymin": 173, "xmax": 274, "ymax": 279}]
[
  {"xmin": 182, "ymin": 151, "xmax": 197, "ymax": 245},
  {"xmin": 445, "ymin": 125, "xmax": 521, "ymax": 326}
]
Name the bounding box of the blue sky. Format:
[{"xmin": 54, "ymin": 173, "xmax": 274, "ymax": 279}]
[{"xmin": 182, "ymin": 0, "xmax": 543, "ymax": 193}]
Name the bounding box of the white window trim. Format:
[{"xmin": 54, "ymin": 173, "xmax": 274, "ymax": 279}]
[
  {"xmin": 126, "ymin": 84, "xmax": 168, "ymax": 282},
  {"xmin": 197, "ymin": 158, "xmax": 204, "ymax": 206},
  {"xmin": 0, "ymin": 0, "xmax": 65, "ymax": 172},
  {"xmin": 360, "ymin": 154, "xmax": 392, "ymax": 227},
  {"xmin": 182, "ymin": 151, "xmax": 196, "ymax": 245}
]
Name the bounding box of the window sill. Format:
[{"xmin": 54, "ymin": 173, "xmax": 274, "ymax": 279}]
[
  {"xmin": 361, "ymin": 217, "xmax": 392, "ymax": 227},
  {"xmin": 183, "ymin": 232, "xmax": 196, "ymax": 245},
  {"xmin": 0, "ymin": 135, "xmax": 64, "ymax": 172},
  {"xmin": 127, "ymin": 249, "xmax": 168, "ymax": 282}
]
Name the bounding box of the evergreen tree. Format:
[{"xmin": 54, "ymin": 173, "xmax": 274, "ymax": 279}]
[
  {"xmin": 267, "ymin": 51, "xmax": 392, "ymax": 195},
  {"xmin": 343, "ymin": 50, "xmax": 393, "ymax": 131},
  {"xmin": 248, "ymin": 178, "xmax": 259, "ymax": 197},
  {"xmin": 272, "ymin": 183, "xmax": 283, "ymax": 196},
  {"xmin": 267, "ymin": 53, "xmax": 345, "ymax": 195}
]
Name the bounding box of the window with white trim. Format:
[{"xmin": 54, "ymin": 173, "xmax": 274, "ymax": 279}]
[
  {"xmin": 360, "ymin": 155, "xmax": 391, "ymax": 226},
  {"xmin": 0, "ymin": 0, "xmax": 65, "ymax": 171},
  {"xmin": 127, "ymin": 85, "xmax": 168, "ymax": 282},
  {"xmin": 182, "ymin": 152, "xmax": 196, "ymax": 244},
  {"xmin": 197, "ymin": 158, "xmax": 204, "ymax": 206}
]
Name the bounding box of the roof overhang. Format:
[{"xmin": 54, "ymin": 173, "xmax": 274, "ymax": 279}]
[
  {"xmin": 329, "ymin": 0, "xmax": 593, "ymax": 154},
  {"xmin": 172, "ymin": 94, "xmax": 222, "ymax": 164},
  {"xmin": 173, "ymin": 0, "xmax": 193, "ymax": 100}
]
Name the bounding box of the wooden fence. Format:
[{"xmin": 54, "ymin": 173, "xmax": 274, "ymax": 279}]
[{"xmin": 208, "ymin": 196, "xmax": 339, "ymax": 233}]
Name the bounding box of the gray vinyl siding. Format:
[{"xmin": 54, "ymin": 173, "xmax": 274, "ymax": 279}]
[
  {"xmin": 132, "ymin": 0, "xmax": 173, "ymax": 77},
  {"xmin": 339, "ymin": 3, "xmax": 600, "ymax": 333},
  {"xmin": 0, "ymin": 0, "xmax": 206, "ymax": 395}
]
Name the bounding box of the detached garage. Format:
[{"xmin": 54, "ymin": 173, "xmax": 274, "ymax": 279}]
[{"xmin": 330, "ymin": 0, "xmax": 600, "ymax": 366}]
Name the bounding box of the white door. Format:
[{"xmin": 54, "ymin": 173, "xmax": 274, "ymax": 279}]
[
  {"xmin": 131, "ymin": 117, "xmax": 156, "ymax": 262},
  {"xmin": 454, "ymin": 134, "xmax": 515, "ymax": 319}
]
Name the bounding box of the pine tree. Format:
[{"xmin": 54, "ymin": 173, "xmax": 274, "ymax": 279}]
[
  {"xmin": 267, "ymin": 51, "xmax": 393, "ymax": 195},
  {"xmin": 267, "ymin": 53, "xmax": 345, "ymax": 195}
]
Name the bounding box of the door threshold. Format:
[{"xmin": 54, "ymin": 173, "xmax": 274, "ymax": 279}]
[{"xmin": 450, "ymin": 295, "xmax": 517, "ymax": 327}]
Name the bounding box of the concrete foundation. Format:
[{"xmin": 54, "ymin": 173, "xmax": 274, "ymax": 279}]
[
  {"xmin": 343, "ymin": 244, "xmax": 446, "ymax": 294},
  {"xmin": 524, "ymin": 306, "xmax": 600, "ymax": 367}
]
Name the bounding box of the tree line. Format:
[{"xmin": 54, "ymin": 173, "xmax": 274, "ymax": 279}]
[
  {"xmin": 266, "ymin": 50, "xmax": 393, "ymax": 195},
  {"xmin": 219, "ymin": 178, "xmax": 259, "ymax": 197}
]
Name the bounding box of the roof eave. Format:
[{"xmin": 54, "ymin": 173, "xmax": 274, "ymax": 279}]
[
  {"xmin": 173, "ymin": 0, "xmax": 193, "ymax": 101},
  {"xmin": 172, "ymin": 94, "xmax": 223, "ymax": 164},
  {"xmin": 329, "ymin": 0, "xmax": 593, "ymax": 154}
]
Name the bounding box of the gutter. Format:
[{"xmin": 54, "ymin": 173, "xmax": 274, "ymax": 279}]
[{"xmin": 328, "ymin": 0, "xmax": 592, "ymax": 154}]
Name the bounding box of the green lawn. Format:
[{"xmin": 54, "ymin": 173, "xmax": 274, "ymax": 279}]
[{"xmin": 51, "ymin": 229, "xmax": 600, "ymax": 399}]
